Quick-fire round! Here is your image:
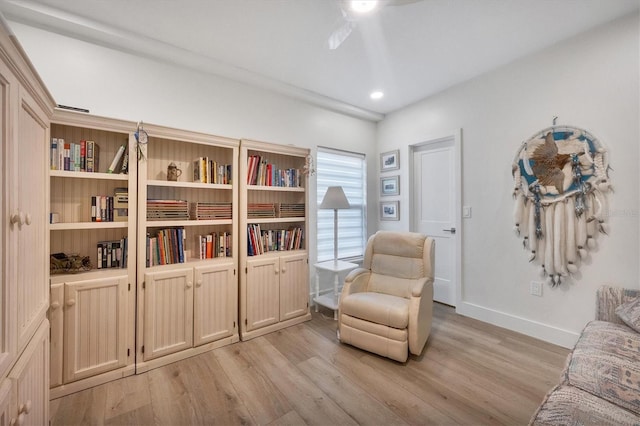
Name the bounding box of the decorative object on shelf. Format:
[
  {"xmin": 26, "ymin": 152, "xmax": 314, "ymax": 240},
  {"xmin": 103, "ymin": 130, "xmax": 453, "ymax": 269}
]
[
  {"xmin": 304, "ymin": 154, "xmax": 316, "ymax": 176},
  {"xmin": 380, "ymin": 149, "xmax": 399, "ymax": 172},
  {"xmin": 380, "ymin": 175, "xmax": 399, "ymax": 196},
  {"xmin": 135, "ymin": 121, "xmax": 148, "ymax": 161},
  {"xmin": 380, "ymin": 200, "xmax": 399, "ymax": 221},
  {"xmin": 512, "ymin": 120, "xmax": 612, "ymax": 286},
  {"xmin": 167, "ymin": 162, "xmax": 182, "ymax": 181},
  {"xmin": 319, "ymin": 186, "xmax": 350, "ymax": 261},
  {"xmin": 50, "ymin": 252, "xmax": 92, "ymax": 274}
]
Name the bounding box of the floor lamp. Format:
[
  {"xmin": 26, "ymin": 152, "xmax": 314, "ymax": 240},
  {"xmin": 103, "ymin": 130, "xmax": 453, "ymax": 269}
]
[{"xmin": 319, "ymin": 186, "xmax": 350, "ymax": 263}]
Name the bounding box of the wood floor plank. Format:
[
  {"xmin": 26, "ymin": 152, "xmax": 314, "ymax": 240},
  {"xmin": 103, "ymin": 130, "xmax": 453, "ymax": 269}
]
[
  {"xmin": 242, "ymin": 337, "xmax": 358, "ymax": 426},
  {"xmin": 214, "ymin": 342, "xmax": 293, "ymax": 424},
  {"xmin": 298, "ymin": 356, "xmax": 408, "ymax": 426},
  {"xmin": 50, "ymin": 303, "xmax": 570, "ymax": 426}
]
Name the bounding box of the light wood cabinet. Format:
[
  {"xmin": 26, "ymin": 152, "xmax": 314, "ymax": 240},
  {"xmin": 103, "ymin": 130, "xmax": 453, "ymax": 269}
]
[
  {"xmin": 0, "ymin": 18, "xmax": 55, "ymax": 420},
  {"xmin": 239, "ymin": 139, "xmax": 311, "ymax": 341},
  {"xmin": 136, "ymin": 124, "xmax": 239, "ymax": 372},
  {"xmin": 48, "ymin": 111, "xmax": 137, "ymax": 398}
]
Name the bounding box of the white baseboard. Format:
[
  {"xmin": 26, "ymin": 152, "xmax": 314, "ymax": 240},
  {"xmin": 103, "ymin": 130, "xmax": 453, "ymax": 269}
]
[{"xmin": 455, "ymin": 301, "xmax": 580, "ymax": 349}]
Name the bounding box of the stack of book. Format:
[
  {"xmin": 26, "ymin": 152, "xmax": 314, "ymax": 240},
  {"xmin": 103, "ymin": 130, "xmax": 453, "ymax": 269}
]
[
  {"xmin": 248, "ymin": 203, "xmax": 276, "ymax": 219},
  {"xmin": 50, "ymin": 138, "xmax": 100, "ymax": 172},
  {"xmin": 97, "ymin": 237, "xmax": 128, "ymax": 269},
  {"xmin": 197, "ymin": 232, "xmax": 231, "ymax": 259},
  {"xmin": 193, "ymin": 157, "xmax": 232, "ymax": 184},
  {"xmin": 277, "ymin": 203, "xmax": 305, "ymax": 218},
  {"xmin": 189, "ymin": 202, "xmax": 232, "ymax": 220},
  {"xmin": 246, "ymin": 155, "xmax": 302, "ymax": 187},
  {"xmin": 91, "ymin": 196, "xmax": 115, "ymax": 222},
  {"xmin": 147, "ymin": 200, "xmax": 189, "ymax": 220},
  {"xmin": 146, "ymin": 228, "xmax": 186, "ymax": 266},
  {"xmin": 247, "ymin": 224, "xmax": 304, "ymax": 256}
]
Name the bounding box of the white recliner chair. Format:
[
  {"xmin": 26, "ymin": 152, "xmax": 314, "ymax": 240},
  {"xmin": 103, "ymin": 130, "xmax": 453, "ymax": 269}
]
[{"xmin": 338, "ymin": 231, "xmax": 435, "ymax": 362}]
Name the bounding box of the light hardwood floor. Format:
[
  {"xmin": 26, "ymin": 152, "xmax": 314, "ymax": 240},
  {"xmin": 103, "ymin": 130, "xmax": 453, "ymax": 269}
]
[{"xmin": 50, "ymin": 303, "xmax": 569, "ymax": 425}]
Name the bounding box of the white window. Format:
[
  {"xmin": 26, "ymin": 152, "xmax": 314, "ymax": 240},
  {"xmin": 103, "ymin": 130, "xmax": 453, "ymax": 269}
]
[{"xmin": 316, "ymin": 147, "xmax": 367, "ymax": 262}]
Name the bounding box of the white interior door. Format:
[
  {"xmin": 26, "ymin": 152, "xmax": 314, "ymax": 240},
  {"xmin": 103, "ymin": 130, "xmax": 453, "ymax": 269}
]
[{"xmin": 411, "ymin": 134, "xmax": 460, "ymax": 306}]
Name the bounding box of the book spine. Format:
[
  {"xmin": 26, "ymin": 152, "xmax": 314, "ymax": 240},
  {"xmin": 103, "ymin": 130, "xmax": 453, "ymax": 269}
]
[
  {"xmin": 107, "ymin": 143, "xmax": 126, "ymax": 173},
  {"xmin": 80, "ymin": 140, "xmax": 86, "ymax": 171},
  {"xmin": 50, "ymin": 138, "xmax": 57, "ymax": 170},
  {"xmin": 91, "ymin": 196, "xmax": 96, "ymax": 221}
]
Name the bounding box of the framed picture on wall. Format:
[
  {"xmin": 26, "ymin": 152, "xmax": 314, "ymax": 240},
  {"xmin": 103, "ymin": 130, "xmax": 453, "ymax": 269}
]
[
  {"xmin": 380, "ymin": 201, "xmax": 399, "ymax": 221},
  {"xmin": 380, "ymin": 150, "xmax": 399, "ymax": 171},
  {"xmin": 380, "ymin": 175, "xmax": 399, "ymax": 196}
]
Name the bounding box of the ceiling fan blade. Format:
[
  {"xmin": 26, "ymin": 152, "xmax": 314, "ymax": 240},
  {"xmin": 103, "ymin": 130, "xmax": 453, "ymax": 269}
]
[{"xmin": 328, "ymin": 20, "xmax": 355, "ymax": 50}]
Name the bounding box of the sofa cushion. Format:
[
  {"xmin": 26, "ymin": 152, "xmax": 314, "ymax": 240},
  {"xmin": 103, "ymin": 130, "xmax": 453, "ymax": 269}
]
[
  {"xmin": 530, "ymin": 384, "xmax": 640, "ymax": 426},
  {"xmin": 616, "ymin": 297, "xmax": 640, "ymax": 334},
  {"xmin": 567, "ymin": 320, "xmax": 640, "ymax": 415},
  {"xmin": 340, "ymin": 292, "xmax": 409, "ymax": 329}
]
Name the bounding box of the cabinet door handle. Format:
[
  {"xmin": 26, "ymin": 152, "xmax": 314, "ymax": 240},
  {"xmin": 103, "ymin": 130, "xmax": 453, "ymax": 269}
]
[
  {"xmin": 12, "ymin": 413, "xmax": 24, "ymax": 426},
  {"xmin": 18, "ymin": 400, "xmax": 31, "ymax": 414},
  {"xmin": 24, "ymin": 213, "xmax": 32, "ymax": 226},
  {"xmin": 281, "ymin": 268, "xmax": 286, "ymax": 274},
  {"xmin": 186, "ymin": 282, "xmax": 193, "ymax": 289},
  {"xmin": 10, "ymin": 210, "xmax": 24, "ymax": 226},
  {"xmin": 50, "ymin": 301, "xmax": 60, "ymax": 310},
  {"xmin": 274, "ymin": 268, "xmax": 279, "ymax": 275},
  {"xmin": 66, "ymin": 299, "xmax": 76, "ymax": 307},
  {"xmin": 196, "ymin": 280, "xmax": 203, "ymax": 287}
]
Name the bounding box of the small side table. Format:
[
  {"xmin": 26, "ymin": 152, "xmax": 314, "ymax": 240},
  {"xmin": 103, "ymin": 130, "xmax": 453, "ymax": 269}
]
[{"xmin": 313, "ymin": 260, "xmax": 359, "ymax": 320}]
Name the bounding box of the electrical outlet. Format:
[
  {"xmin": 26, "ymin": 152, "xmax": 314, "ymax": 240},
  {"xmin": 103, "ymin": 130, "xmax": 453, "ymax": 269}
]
[{"xmin": 530, "ymin": 281, "xmax": 543, "ymax": 297}]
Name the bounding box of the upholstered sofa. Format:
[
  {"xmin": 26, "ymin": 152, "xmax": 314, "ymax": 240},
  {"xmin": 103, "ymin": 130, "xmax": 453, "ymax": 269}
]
[
  {"xmin": 338, "ymin": 231, "xmax": 435, "ymax": 362},
  {"xmin": 530, "ymin": 286, "xmax": 640, "ymax": 425}
]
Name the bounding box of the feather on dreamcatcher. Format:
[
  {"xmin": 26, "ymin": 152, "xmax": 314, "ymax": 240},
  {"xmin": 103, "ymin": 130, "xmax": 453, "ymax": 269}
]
[{"xmin": 512, "ymin": 124, "xmax": 612, "ymax": 286}]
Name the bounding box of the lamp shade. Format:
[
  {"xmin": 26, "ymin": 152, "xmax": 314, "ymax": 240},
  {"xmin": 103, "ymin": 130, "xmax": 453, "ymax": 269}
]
[{"xmin": 320, "ymin": 186, "xmax": 350, "ymax": 209}]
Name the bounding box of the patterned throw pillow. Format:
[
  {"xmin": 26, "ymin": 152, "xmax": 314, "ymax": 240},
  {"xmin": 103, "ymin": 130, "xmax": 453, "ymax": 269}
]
[{"xmin": 616, "ymin": 297, "xmax": 640, "ymax": 333}]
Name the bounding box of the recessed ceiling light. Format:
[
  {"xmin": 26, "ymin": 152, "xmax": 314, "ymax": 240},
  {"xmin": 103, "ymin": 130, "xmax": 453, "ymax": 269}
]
[
  {"xmin": 350, "ymin": 0, "xmax": 378, "ymax": 14},
  {"xmin": 370, "ymin": 91, "xmax": 384, "ymax": 100}
]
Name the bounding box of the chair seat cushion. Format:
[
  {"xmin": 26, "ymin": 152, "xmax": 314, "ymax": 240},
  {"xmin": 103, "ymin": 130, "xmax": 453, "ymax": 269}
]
[{"xmin": 340, "ymin": 292, "xmax": 409, "ymax": 329}]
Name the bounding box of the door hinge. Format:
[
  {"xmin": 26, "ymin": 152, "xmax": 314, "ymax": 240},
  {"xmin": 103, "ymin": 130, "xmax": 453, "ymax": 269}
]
[
  {"xmin": 245, "ymin": 318, "xmax": 247, "ymax": 325},
  {"xmin": 233, "ymin": 321, "xmax": 236, "ymax": 328},
  {"xmin": 245, "ymin": 267, "xmax": 248, "ymax": 274},
  {"xmin": 234, "ymin": 269, "xmax": 236, "ymax": 276},
  {"xmin": 127, "ymin": 348, "xmax": 130, "ymax": 356},
  {"xmin": 307, "ymin": 258, "xmax": 309, "ymax": 264},
  {"xmin": 142, "ymin": 281, "xmax": 145, "ymax": 289},
  {"xmin": 141, "ymin": 345, "xmax": 145, "ymax": 354},
  {"xmin": 128, "ymin": 283, "xmax": 131, "ymax": 291},
  {"xmin": 307, "ymin": 302, "xmax": 309, "ymax": 308}
]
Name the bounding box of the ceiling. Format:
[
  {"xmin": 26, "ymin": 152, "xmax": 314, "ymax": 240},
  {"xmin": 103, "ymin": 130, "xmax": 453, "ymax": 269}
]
[{"xmin": 1, "ymin": 0, "xmax": 638, "ymax": 121}]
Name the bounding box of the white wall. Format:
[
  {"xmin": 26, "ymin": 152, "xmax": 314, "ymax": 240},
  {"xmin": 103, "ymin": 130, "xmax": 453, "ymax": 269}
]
[
  {"xmin": 7, "ymin": 21, "xmax": 379, "ymax": 270},
  {"xmin": 377, "ymin": 13, "xmax": 640, "ymax": 347}
]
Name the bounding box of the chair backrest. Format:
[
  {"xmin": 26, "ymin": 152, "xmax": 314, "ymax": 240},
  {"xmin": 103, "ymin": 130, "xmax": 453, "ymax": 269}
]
[{"xmin": 363, "ymin": 231, "xmax": 434, "ymax": 298}]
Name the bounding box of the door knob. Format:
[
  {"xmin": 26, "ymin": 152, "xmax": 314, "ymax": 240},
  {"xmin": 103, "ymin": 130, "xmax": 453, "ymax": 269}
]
[
  {"xmin": 66, "ymin": 299, "xmax": 76, "ymax": 307},
  {"xmin": 442, "ymin": 227, "xmax": 456, "ymax": 234},
  {"xmin": 10, "ymin": 211, "xmax": 24, "ymax": 226},
  {"xmin": 50, "ymin": 301, "xmax": 60, "ymax": 310}
]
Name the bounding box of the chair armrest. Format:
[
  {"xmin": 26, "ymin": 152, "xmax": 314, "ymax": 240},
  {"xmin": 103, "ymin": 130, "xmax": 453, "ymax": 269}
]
[
  {"xmin": 596, "ymin": 285, "xmax": 640, "ymax": 323},
  {"xmin": 411, "ymin": 277, "xmax": 430, "ymax": 297},
  {"xmin": 342, "ymin": 268, "xmax": 370, "ymax": 297}
]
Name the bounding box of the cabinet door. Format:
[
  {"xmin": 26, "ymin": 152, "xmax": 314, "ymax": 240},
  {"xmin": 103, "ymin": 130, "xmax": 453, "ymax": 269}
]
[
  {"xmin": 194, "ymin": 263, "xmax": 236, "ymax": 346},
  {"xmin": 0, "ymin": 379, "xmax": 12, "ymax": 426},
  {"xmin": 143, "ymin": 268, "xmax": 193, "ymax": 361},
  {"xmin": 245, "ymin": 257, "xmax": 279, "ymax": 331},
  {"xmin": 64, "ymin": 276, "xmax": 127, "ymax": 383},
  {"xmin": 9, "ymin": 320, "xmax": 49, "ymax": 426},
  {"xmin": 49, "ymin": 284, "xmax": 63, "ymax": 388},
  {"xmin": 13, "ymin": 86, "xmax": 50, "ymax": 353},
  {"xmin": 279, "ymin": 253, "xmax": 309, "ymax": 321},
  {"xmin": 0, "ymin": 55, "xmax": 18, "ymax": 378}
]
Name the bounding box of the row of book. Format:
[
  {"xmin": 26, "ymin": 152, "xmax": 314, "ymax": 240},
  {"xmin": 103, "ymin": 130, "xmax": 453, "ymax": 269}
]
[
  {"xmin": 147, "ymin": 200, "xmax": 189, "ymax": 220},
  {"xmin": 246, "ymin": 155, "xmax": 303, "ymax": 187},
  {"xmin": 189, "ymin": 202, "xmax": 232, "ymax": 220},
  {"xmin": 146, "ymin": 227, "xmax": 186, "ymax": 267},
  {"xmin": 197, "ymin": 232, "xmax": 231, "ymax": 259},
  {"xmin": 50, "ymin": 138, "xmax": 100, "ymax": 172},
  {"xmin": 248, "ymin": 203, "xmax": 305, "ymax": 219},
  {"xmin": 97, "ymin": 238, "xmax": 128, "ymax": 269},
  {"xmin": 193, "ymin": 157, "xmax": 232, "ymax": 184},
  {"xmin": 247, "ymin": 224, "xmax": 304, "ymax": 256},
  {"xmin": 91, "ymin": 188, "xmax": 128, "ymax": 222}
]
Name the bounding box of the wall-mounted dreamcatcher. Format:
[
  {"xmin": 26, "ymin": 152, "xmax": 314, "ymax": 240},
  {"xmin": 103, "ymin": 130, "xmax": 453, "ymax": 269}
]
[{"xmin": 512, "ymin": 119, "xmax": 612, "ymax": 286}]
